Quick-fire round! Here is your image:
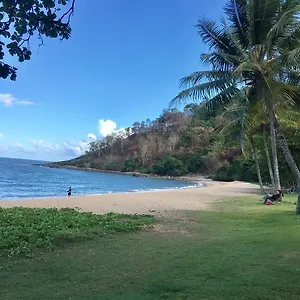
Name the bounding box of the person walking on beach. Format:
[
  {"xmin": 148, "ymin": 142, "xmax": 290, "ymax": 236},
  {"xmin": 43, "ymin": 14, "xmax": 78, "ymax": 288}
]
[{"xmin": 68, "ymin": 187, "xmax": 72, "ymax": 197}]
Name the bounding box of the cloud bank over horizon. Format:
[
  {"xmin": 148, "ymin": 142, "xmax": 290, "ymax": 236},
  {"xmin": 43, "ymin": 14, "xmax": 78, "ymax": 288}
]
[
  {"xmin": 0, "ymin": 119, "xmax": 125, "ymax": 161},
  {"xmin": 0, "ymin": 138, "xmax": 90, "ymax": 161}
]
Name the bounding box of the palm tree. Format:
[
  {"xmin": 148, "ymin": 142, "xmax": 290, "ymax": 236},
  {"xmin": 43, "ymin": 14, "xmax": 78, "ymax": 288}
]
[
  {"xmin": 171, "ymin": 0, "xmax": 300, "ymax": 213},
  {"xmin": 262, "ymin": 123, "xmax": 276, "ymax": 190},
  {"xmin": 220, "ymin": 99, "xmax": 266, "ymax": 193},
  {"xmin": 223, "ymin": 97, "xmax": 300, "ymax": 190},
  {"xmin": 249, "ymin": 134, "xmax": 265, "ymax": 194}
]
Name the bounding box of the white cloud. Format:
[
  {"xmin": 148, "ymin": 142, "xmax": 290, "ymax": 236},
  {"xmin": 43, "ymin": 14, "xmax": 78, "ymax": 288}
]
[
  {"xmin": 0, "ymin": 119, "xmax": 128, "ymax": 161},
  {"xmin": 114, "ymin": 127, "xmax": 128, "ymax": 139},
  {"xmin": 0, "ymin": 133, "xmax": 3, "ymax": 140},
  {"xmin": 98, "ymin": 119, "xmax": 117, "ymax": 137},
  {"xmin": 0, "ymin": 93, "xmax": 34, "ymax": 107},
  {"xmin": 0, "ymin": 137, "xmax": 93, "ymax": 161},
  {"xmin": 87, "ymin": 133, "xmax": 97, "ymax": 140},
  {"xmin": 16, "ymin": 100, "xmax": 34, "ymax": 106},
  {"xmin": 29, "ymin": 139, "xmax": 90, "ymax": 157},
  {"xmin": 15, "ymin": 142, "xmax": 31, "ymax": 153}
]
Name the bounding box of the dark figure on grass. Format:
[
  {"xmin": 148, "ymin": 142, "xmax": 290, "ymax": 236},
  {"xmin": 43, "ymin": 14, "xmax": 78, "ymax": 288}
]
[
  {"xmin": 68, "ymin": 187, "xmax": 72, "ymax": 197},
  {"xmin": 263, "ymin": 189, "xmax": 284, "ymax": 205}
]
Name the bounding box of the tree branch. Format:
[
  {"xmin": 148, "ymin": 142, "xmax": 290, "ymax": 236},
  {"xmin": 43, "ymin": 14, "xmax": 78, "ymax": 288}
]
[
  {"xmin": 1, "ymin": 0, "xmax": 19, "ymax": 33},
  {"xmin": 58, "ymin": 0, "xmax": 75, "ymax": 24},
  {"xmin": 37, "ymin": 31, "xmax": 44, "ymax": 54}
]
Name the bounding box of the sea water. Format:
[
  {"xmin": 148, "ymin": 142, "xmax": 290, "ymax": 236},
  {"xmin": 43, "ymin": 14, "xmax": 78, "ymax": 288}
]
[{"xmin": 0, "ymin": 157, "xmax": 198, "ymax": 200}]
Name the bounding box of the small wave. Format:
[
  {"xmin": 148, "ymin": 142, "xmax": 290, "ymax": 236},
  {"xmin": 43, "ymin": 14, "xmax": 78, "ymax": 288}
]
[
  {"xmin": 0, "ymin": 183, "xmax": 205, "ymax": 201},
  {"xmin": 125, "ymin": 183, "xmax": 202, "ymax": 193}
]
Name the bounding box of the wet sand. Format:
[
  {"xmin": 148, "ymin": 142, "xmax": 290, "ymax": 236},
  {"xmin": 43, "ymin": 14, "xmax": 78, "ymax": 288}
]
[{"xmin": 0, "ymin": 181, "xmax": 259, "ymax": 215}]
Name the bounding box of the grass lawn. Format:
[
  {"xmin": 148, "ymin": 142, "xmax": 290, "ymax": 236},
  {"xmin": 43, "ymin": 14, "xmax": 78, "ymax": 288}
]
[{"xmin": 1, "ymin": 195, "xmax": 300, "ymax": 300}]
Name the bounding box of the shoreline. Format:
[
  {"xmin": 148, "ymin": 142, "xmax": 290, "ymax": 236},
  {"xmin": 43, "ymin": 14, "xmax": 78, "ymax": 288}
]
[
  {"xmin": 44, "ymin": 163, "xmax": 210, "ymax": 183},
  {"xmin": 0, "ymin": 182, "xmax": 204, "ymax": 202},
  {"xmin": 0, "ymin": 181, "xmax": 261, "ymax": 215}
]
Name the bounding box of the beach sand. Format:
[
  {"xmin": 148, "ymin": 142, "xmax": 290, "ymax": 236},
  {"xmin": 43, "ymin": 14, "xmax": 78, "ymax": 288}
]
[{"xmin": 0, "ymin": 180, "xmax": 260, "ymax": 215}]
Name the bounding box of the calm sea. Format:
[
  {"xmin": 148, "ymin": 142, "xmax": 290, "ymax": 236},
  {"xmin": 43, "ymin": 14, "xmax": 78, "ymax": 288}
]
[{"xmin": 0, "ymin": 157, "xmax": 197, "ymax": 200}]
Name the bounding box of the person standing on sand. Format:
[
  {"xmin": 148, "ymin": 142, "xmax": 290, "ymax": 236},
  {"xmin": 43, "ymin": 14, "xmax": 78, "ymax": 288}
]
[{"xmin": 68, "ymin": 187, "xmax": 72, "ymax": 197}]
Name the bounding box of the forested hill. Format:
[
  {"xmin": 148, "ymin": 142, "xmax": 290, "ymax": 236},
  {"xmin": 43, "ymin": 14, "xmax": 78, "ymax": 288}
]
[{"xmin": 49, "ymin": 105, "xmax": 300, "ymax": 186}]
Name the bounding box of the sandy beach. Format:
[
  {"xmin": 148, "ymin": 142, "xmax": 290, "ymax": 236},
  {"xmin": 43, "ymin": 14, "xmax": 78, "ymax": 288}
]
[{"xmin": 0, "ymin": 180, "xmax": 260, "ymax": 215}]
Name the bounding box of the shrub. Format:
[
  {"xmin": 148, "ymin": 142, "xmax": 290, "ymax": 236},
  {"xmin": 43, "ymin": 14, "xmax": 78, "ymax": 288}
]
[
  {"xmin": 231, "ymin": 159, "xmax": 257, "ymax": 182},
  {"xmin": 203, "ymin": 154, "xmax": 221, "ymax": 174},
  {"xmin": 103, "ymin": 162, "xmax": 124, "ymax": 171},
  {"xmin": 153, "ymin": 156, "xmax": 187, "ymax": 177},
  {"xmin": 90, "ymin": 161, "xmax": 104, "ymax": 169},
  {"xmin": 0, "ymin": 207, "xmax": 154, "ymax": 257},
  {"xmin": 124, "ymin": 159, "xmax": 137, "ymax": 172},
  {"xmin": 176, "ymin": 152, "xmax": 204, "ymax": 173},
  {"xmin": 213, "ymin": 163, "xmax": 234, "ymax": 182},
  {"xmin": 213, "ymin": 159, "xmax": 258, "ymax": 183},
  {"xmin": 138, "ymin": 166, "xmax": 154, "ymax": 174}
]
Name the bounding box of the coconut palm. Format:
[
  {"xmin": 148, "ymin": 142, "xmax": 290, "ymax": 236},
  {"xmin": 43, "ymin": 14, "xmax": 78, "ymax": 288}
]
[
  {"xmin": 262, "ymin": 123, "xmax": 276, "ymax": 190},
  {"xmin": 171, "ymin": 0, "xmax": 300, "ymax": 213},
  {"xmin": 220, "ymin": 101, "xmax": 266, "ymax": 193},
  {"xmin": 223, "ymin": 95, "xmax": 300, "ymax": 189}
]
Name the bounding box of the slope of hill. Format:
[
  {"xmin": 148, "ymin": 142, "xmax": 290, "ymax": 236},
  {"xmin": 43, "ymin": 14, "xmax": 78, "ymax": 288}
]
[{"xmin": 49, "ymin": 106, "xmax": 300, "ymax": 186}]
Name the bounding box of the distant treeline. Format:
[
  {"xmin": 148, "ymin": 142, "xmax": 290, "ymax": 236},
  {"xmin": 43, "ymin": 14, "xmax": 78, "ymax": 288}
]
[{"xmin": 50, "ymin": 106, "xmax": 300, "ymax": 187}]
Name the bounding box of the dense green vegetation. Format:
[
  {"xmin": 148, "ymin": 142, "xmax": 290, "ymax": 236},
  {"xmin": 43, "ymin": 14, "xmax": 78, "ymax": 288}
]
[
  {"xmin": 0, "ymin": 207, "xmax": 154, "ymax": 257},
  {"xmin": 1, "ymin": 196, "xmax": 300, "ymax": 299},
  {"xmin": 51, "ymin": 105, "xmax": 300, "ymax": 187},
  {"xmin": 173, "ymin": 0, "xmax": 300, "ymax": 211}
]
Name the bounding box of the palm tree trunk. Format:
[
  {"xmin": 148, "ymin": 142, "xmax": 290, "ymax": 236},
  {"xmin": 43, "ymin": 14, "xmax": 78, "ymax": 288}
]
[
  {"xmin": 250, "ymin": 135, "xmax": 265, "ymax": 194},
  {"xmin": 269, "ymin": 113, "xmax": 281, "ymax": 190},
  {"xmin": 262, "ymin": 123, "xmax": 275, "ymax": 190},
  {"xmin": 273, "ymin": 114, "xmax": 300, "ymax": 214}
]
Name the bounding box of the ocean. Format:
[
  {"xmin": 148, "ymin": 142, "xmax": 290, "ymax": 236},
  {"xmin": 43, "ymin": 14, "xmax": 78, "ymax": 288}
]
[{"xmin": 0, "ymin": 157, "xmax": 198, "ymax": 200}]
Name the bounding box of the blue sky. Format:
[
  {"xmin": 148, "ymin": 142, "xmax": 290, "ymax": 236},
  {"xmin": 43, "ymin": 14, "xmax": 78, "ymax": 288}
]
[{"xmin": 0, "ymin": 0, "xmax": 226, "ymax": 161}]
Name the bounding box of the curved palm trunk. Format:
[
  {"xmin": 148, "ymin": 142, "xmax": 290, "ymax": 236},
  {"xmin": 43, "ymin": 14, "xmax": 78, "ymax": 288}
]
[
  {"xmin": 269, "ymin": 114, "xmax": 281, "ymax": 191},
  {"xmin": 273, "ymin": 114, "xmax": 300, "ymax": 214},
  {"xmin": 250, "ymin": 135, "xmax": 265, "ymax": 195},
  {"xmin": 262, "ymin": 124, "xmax": 275, "ymax": 190}
]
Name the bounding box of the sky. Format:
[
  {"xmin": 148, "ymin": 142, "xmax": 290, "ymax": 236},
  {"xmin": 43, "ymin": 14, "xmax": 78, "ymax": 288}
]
[{"xmin": 0, "ymin": 0, "xmax": 226, "ymax": 161}]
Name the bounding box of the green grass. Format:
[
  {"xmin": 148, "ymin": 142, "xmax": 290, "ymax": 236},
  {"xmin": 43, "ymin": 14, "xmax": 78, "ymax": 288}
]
[
  {"xmin": 0, "ymin": 207, "xmax": 154, "ymax": 256},
  {"xmin": 1, "ymin": 195, "xmax": 300, "ymax": 299}
]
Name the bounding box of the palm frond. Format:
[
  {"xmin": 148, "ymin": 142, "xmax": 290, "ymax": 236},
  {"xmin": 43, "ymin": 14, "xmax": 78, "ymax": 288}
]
[
  {"xmin": 247, "ymin": 0, "xmax": 256, "ymax": 45},
  {"xmin": 278, "ymin": 108, "xmax": 300, "ymax": 128},
  {"xmin": 232, "ymin": 61, "xmax": 262, "ymax": 76},
  {"xmin": 219, "ymin": 100, "xmax": 253, "ymax": 154},
  {"xmin": 240, "ymin": 111, "xmax": 248, "ymax": 154},
  {"xmin": 224, "ymin": 0, "xmax": 249, "ymax": 48},
  {"xmin": 171, "ymin": 78, "xmax": 236, "ymax": 107},
  {"xmin": 204, "ymin": 85, "xmax": 242, "ymax": 111},
  {"xmin": 284, "ymin": 70, "xmax": 300, "ymax": 85},
  {"xmin": 179, "ymin": 70, "xmax": 230, "ymax": 88},
  {"xmin": 266, "ymin": 0, "xmax": 300, "ymax": 53},
  {"xmin": 262, "ymin": 76, "xmax": 298, "ymax": 110},
  {"xmin": 220, "ymin": 117, "xmax": 242, "ymax": 134},
  {"xmin": 200, "ymin": 51, "xmax": 242, "ymax": 71},
  {"xmin": 277, "ymin": 69, "xmax": 300, "ymax": 85},
  {"xmin": 272, "ymin": 47, "xmax": 300, "ymax": 69},
  {"xmin": 247, "ymin": 0, "xmax": 282, "ymax": 46},
  {"xmin": 196, "ymin": 18, "xmax": 241, "ymax": 56},
  {"xmin": 283, "ymin": 109, "xmax": 300, "ymax": 121},
  {"xmin": 277, "ymin": 26, "xmax": 300, "ymax": 51},
  {"xmin": 227, "ymin": 28, "xmax": 250, "ymax": 59}
]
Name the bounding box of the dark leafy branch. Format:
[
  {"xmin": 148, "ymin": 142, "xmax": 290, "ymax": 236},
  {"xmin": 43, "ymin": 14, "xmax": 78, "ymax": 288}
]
[{"xmin": 0, "ymin": 0, "xmax": 76, "ymax": 81}]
